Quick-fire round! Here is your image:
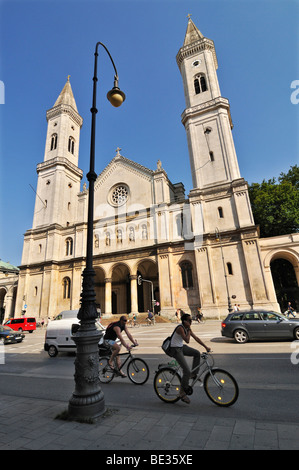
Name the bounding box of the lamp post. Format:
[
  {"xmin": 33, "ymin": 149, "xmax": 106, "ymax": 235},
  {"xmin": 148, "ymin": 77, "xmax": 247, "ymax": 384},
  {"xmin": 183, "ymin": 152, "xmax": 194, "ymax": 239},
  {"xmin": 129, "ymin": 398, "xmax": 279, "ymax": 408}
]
[
  {"xmin": 138, "ymin": 275, "xmax": 155, "ymax": 312},
  {"xmin": 215, "ymin": 228, "xmax": 233, "ymax": 314},
  {"xmin": 68, "ymin": 42, "xmax": 125, "ymax": 420}
]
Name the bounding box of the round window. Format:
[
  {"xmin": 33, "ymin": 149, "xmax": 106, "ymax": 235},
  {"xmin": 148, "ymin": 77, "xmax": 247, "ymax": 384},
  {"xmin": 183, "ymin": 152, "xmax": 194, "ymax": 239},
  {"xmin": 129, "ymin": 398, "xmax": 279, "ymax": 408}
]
[{"xmin": 109, "ymin": 184, "xmax": 129, "ymax": 206}]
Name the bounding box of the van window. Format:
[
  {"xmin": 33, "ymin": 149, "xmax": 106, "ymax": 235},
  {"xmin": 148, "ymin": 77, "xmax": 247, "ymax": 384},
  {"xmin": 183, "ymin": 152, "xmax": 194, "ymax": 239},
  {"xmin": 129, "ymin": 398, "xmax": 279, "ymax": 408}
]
[
  {"xmin": 27, "ymin": 318, "xmax": 36, "ymax": 322},
  {"xmin": 12, "ymin": 319, "xmax": 24, "ymax": 324}
]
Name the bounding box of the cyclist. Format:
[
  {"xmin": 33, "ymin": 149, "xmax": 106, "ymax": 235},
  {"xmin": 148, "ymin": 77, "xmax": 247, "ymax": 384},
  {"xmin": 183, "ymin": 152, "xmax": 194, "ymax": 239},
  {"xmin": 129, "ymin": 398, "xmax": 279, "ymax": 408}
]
[
  {"xmin": 195, "ymin": 307, "xmax": 203, "ymax": 323},
  {"xmin": 104, "ymin": 315, "xmax": 138, "ymax": 377},
  {"xmin": 169, "ymin": 313, "xmax": 210, "ymax": 404},
  {"xmin": 147, "ymin": 310, "xmax": 155, "ymax": 325}
]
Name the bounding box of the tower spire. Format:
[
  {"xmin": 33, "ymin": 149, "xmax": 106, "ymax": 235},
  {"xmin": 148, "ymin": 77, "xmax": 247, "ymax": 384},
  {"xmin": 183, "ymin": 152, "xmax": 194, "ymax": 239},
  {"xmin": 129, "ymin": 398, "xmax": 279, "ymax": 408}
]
[
  {"xmin": 53, "ymin": 76, "xmax": 78, "ymax": 111},
  {"xmin": 183, "ymin": 16, "xmax": 204, "ymax": 46}
]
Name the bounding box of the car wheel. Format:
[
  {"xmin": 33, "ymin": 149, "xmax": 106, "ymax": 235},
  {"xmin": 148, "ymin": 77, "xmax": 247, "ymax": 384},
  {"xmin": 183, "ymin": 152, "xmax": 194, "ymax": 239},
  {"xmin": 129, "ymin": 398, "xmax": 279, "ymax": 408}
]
[
  {"xmin": 48, "ymin": 345, "xmax": 58, "ymax": 357},
  {"xmin": 234, "ymin": 329, "xmax": 249, "ymax": 344},
  {"xmin": 294, "ymin": 327, "xmax": 299, "ymax": 341}
]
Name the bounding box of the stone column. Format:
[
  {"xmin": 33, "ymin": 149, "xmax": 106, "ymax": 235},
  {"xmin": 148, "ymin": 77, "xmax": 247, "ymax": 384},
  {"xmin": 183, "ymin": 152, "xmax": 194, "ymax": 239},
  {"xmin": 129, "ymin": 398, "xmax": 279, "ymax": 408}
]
[
  {"xmin": 130, "ymin": 275, "xmax": 138, "ymax": 315},
  {"xmin": 104, "ymin": 278, "xmax": 112, "ymax": 316}
]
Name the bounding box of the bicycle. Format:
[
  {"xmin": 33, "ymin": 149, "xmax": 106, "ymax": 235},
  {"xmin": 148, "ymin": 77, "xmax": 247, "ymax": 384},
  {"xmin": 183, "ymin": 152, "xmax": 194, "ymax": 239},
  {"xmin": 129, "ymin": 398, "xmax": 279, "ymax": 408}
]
[
  {"xmin": 192, "ymin": 313, "xmax": 206, "ymax": 324},
  {"xmin": 99, "ymin": 344, "xmax": 149, "ymax": 385},
  {"xmin": 128, "ymin": 318, "xmax": 139, "ymax": 327},
  {"xmin": 153, "ymin": 352, "xmax": 238, "ymax": 407}
]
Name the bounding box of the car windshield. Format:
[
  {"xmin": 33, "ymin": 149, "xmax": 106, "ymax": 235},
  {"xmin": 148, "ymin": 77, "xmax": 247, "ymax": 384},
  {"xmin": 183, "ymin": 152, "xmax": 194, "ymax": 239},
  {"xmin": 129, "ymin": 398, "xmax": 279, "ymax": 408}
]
[{"xmin": 0, "ymin": 325, "xmax": 13, "ymax": 332}]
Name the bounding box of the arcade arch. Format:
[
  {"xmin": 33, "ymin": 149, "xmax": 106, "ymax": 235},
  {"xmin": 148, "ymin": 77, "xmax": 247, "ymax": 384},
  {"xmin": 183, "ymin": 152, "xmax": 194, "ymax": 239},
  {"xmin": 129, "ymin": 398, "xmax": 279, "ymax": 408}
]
[
  {"xmin": 268, "ymin": 250, "xmax": 299, "ymax": 312},
  {"xmin": 136, "ymin": 259, "xmax": 159, "ymax": 313}
]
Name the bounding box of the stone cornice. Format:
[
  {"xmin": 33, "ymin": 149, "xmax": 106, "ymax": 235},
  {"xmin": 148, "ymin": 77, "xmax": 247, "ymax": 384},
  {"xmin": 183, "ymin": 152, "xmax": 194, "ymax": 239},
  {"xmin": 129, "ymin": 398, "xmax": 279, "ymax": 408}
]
[
  {"xmin": 181, "ymin": 96, "xmax": 233, "ymax": 128},
  {"xmin": 176, "ymin": 37, "xmax": 218, "ymax": 70},
  {"xmin": 37, "ymin": 156, "xmax": 83, "ymax": 179},
  {"xmin": 46, "ymin": 104, "xmax": 83, "ymax": 128}
]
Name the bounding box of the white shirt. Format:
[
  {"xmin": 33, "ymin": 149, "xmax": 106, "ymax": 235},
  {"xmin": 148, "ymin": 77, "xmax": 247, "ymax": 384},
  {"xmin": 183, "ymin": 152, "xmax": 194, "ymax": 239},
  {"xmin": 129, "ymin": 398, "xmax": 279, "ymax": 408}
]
[{"xmin": 170, "ymin": 325, "xmax": 186, "ymax": 348}]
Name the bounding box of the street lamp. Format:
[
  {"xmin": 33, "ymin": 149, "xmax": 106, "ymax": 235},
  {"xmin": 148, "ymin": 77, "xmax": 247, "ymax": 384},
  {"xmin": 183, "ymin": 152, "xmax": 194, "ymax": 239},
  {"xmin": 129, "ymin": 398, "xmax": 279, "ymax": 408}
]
[
  {"xmin": 138, "ymin": 275, "xmax": 156, "ymax": 312},
  {"xmin": 68, "ymin": 42, "xmax": 126, "ymax": 420},
  {"xmin": 215, "ymin": 228, "xmax": 233, "ymax": 314}
]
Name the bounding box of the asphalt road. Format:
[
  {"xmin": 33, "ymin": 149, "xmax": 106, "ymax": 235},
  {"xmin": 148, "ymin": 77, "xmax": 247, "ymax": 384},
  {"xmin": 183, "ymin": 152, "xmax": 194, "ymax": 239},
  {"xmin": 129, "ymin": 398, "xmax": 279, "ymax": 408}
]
[{"xmin": 1, "ymin": 321, "xmax": 298, "ymax": 423}]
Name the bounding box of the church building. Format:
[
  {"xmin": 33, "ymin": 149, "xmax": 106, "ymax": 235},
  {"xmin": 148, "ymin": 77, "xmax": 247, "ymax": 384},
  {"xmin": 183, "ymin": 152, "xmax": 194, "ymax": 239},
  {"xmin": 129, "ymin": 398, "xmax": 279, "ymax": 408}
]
[{"xmin": 10, "ymin": 18, "xmax": 298, "ymax": 320}]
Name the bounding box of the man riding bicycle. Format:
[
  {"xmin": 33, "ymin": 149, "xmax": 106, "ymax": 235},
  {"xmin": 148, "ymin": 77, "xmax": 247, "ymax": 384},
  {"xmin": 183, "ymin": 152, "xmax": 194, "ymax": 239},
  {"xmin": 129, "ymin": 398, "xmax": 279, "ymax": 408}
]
[
  {"xmin": 168, "ymin": 313, "xmax": 210, "ymax": 404},
  {"xmin": 104, "ymin": 315, "xmax": 138, "ymax": 377}
]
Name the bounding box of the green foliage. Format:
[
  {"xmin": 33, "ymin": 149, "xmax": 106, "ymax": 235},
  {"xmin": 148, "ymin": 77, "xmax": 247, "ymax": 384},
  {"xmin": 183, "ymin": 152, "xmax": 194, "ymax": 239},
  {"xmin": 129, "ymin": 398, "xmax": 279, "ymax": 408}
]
[{"xmin": 248, "ymin": 165, "xmax": 299, "ymax": 237}]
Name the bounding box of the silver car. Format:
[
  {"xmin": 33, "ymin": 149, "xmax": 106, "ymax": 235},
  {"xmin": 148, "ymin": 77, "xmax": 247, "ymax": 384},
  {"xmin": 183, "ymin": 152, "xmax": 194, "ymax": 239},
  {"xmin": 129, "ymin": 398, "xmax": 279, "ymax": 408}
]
[{"xmin": 221, "ymin": 310, "xmax": 299, "ymax": 344}]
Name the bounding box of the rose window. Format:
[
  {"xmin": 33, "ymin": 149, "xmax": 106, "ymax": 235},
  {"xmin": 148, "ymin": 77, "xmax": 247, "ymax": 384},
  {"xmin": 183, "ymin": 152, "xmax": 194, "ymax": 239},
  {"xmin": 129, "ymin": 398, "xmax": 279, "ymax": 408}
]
[{"xmin": 111, "ymin": 185, "xmax": 128, "ymax": 206}]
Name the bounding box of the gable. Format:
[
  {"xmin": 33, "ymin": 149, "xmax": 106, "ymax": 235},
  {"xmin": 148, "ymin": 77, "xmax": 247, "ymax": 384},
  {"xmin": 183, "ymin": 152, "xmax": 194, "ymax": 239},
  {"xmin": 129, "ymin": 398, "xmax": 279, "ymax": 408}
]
[{"xmin": 94, "ymin": 155, "xmax": 154, "ymax": 218}]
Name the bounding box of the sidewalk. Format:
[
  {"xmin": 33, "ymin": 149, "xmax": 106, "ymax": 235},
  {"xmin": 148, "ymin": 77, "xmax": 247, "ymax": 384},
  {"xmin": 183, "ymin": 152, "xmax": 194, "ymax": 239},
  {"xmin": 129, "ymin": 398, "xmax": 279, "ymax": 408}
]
[{"xmin": 1, "ymin": 394, "xmax": 299, "ymax": 450}]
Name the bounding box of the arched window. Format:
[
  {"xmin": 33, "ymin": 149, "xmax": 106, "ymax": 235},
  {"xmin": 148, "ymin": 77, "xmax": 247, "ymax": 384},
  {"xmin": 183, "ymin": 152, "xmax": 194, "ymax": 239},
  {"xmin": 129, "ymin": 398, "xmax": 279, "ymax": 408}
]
[
  {"xmin": 194, "ymin": 74, "xmax": 208, "ymax": 95},
  {"xmin": 227, "ymin": 262, "xmax": 233, "ymax": 275},
  {"xmin": 200, "ymin": 75, "xmax": 207, "ymax": 92},
  {"xmin": 65, "ymin": 237, "xmax": 73, "ymax": 256},
  {"xmin": 63, "ymin": 277, "xmax": 71, "ymax": 299},
  {"xmin": 50, "ymin": 133, "xmax": 57, "ymax": 150},
  {"xmin": 180, "ymin": 261, "xmax": 194, "ymax": 289},
  {"xmin": 194, "ymin": 78, "xmax": 201, "ymax": 94},
  {"xmin": 68, "ymin": 137, "xmax": 75, "ymax": 154},
  {"xmin": 218, "ymin": 207, "xmax": 224, "ymax": 219}
]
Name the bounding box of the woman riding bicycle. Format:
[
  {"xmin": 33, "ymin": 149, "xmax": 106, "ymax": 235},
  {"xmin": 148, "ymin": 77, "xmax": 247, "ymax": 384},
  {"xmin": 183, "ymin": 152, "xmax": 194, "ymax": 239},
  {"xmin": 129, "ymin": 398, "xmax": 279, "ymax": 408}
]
[{"xmin": 168, "ymin": 313, "xmax": 210, "ymax": 404}]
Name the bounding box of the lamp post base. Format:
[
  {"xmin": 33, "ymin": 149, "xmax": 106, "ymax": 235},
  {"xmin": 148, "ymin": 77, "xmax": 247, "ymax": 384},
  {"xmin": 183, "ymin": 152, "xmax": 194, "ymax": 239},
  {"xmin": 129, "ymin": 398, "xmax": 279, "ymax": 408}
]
[{"xmin": 68, "ymin": 321, "xmax": 105, "ymax": 421}]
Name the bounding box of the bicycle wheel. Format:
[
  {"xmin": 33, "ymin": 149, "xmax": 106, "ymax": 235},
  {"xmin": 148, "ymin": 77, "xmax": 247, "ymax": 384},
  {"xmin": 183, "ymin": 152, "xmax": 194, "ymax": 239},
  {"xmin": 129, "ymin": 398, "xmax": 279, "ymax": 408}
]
[
  {"xmin": 153, "ymin": 367, "xmax": 181, "ymax": 403},
  {"xmin": 204, "ymin": 368, "xmax": 239, "ymax": 407},
  {"xmin": 98, "ymin": 357, "xmax": 114, "ymax": 383},
  {"xmin": 127, "ymin": 358, "xmax": 149, "ymax": 385}
]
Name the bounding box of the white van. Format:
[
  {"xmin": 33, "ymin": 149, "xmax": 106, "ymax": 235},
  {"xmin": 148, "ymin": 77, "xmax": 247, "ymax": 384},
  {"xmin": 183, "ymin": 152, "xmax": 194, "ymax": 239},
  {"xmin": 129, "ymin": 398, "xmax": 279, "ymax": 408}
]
[
  {"xmin": 44, "ymin": 318, "xmax": 105, "ymax": 357},
  {"xmin": 53, "ymin": 309, "xmax": 79, "ymax": 321}
]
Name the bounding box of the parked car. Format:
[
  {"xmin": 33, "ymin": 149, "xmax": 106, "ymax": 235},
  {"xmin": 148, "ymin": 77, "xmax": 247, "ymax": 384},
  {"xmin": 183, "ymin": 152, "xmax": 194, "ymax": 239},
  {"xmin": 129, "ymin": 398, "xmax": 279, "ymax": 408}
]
[
  {"xmin": 0, "ymin": 325, "xmax": 25, "ymax": 344},
  {"xmin": 221, "ymin": 310, "xmax": 299, "ymax": 344},
  {"xmin": 4, "ymin": 317, "xmax": 36, "ymax": 333}
]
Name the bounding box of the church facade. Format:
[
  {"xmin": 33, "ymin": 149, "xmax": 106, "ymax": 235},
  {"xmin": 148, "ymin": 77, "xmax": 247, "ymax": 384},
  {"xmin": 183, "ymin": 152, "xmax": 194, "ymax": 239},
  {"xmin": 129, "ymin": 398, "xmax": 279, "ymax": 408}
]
[{"xmin": 10, "ymin": 18, "xmax": 298, "ymax": 320}]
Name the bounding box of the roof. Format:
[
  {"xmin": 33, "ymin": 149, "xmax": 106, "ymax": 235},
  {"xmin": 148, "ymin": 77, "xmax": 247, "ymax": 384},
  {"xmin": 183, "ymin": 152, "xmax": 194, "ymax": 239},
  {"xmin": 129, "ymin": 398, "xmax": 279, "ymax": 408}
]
[
  {"xmin": 53, "ymin": 76, "xmax": 78, "ymax": 112},
  {"xmin": 0, "ymin": 260, "xmax": 19, "ymax": 273},
  {"xmin": 183, "ymin": 17, "xmax": 204, "ymax": 46}
]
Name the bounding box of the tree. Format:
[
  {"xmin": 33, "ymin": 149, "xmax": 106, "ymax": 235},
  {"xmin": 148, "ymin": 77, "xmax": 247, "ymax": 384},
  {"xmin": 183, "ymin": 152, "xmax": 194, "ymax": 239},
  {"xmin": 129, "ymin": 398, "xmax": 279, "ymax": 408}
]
[{"xmin": 248, "ymin": 165, "xmax": 299, "ymax": 237}]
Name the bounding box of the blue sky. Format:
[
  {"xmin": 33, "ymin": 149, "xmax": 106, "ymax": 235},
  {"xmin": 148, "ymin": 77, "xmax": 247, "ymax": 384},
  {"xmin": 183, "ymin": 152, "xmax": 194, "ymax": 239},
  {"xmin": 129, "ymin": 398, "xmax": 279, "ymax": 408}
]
[{"xmin": 0, "ymin": 0, "xmax": 298, "ymax": 267}]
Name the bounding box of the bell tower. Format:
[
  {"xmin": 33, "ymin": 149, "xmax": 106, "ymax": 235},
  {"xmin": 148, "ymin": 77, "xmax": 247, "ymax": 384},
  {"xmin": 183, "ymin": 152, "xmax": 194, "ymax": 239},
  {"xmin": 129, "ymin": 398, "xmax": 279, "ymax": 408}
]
[
  {"xmin": 176, "ymin": 17, "xmax": 254, "ymax": 233},
  {"xmin": 32, "ymin": 78, "xmax": 83, "ymax": 229}
]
